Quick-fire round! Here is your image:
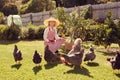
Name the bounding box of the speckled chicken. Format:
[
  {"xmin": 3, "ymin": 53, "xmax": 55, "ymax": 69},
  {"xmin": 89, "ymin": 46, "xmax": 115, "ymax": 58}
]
[
  {"xmin": 84, "ymin": 45, "xmax": 96, "ymax": 62},
  {"xmin": 107, "ymin": 51, "xmax": 120, "ymax": 70},
  {"xmin": 33, "ymin": 50, "xmax": 42, "ymax": 66},
  {"xmin": 61, "ymin": 49, "xmax": 84, "ymax": 67},
  {"xmin": 13, "ymin": 45, "xmax": 22, "ymax": 64},
  {"xmin": 60, "ymin": 38, "xmax": 84, "ymax": 67}
]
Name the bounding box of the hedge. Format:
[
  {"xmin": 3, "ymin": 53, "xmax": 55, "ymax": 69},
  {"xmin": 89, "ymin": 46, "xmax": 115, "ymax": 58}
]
[
  {"xmin": 0, "ymin": 24, "xmax": 46, "ymax": 40},
  {"xmin": 0, "ymin": 24, "xmax": 98, "ymax": 41},
  {"xmin": 20, "ymin": 24, "xmax": 46, "ymax": 40}
]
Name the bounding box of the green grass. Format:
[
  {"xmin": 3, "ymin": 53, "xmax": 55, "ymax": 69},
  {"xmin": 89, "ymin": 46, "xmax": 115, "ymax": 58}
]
[{"xmin": 0, "ymin": 40, "xmax": 120, "ymax": 80}]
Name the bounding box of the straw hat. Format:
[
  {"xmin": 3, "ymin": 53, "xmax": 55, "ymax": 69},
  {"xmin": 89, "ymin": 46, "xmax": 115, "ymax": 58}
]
[{"xmin": 44, "ymin": 17, "xmax": 60, "ymax": 27}]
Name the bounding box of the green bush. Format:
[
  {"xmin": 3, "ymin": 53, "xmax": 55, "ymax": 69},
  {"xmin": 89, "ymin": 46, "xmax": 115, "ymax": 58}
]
[
  {"xmin": 0, "ymin": 12, "xmax": 4, "ymax": 24},
  {"xmin": 21, "ymin": 27, "xmax": 28, "ymax": 39},
  {"xmin": 2, "ymin": 23, "xmax": 21, "ymax": 40},
  {"xmin": 0, "ymin": 25, "xmax": 7, "ymax": 40},
  {"xmin": 21, "ymin": 24, "xmax": 46, "ymax": 40},
  {"xmin": 55, "ymin": 7, "xmax": 91, "ymax": 41},
  {"xmin": 27, "ymin": 27, "xmax": 36, "ymax": 40},
  {"xmin": 0, "ymin": 24, "xmax": 46, "ymax": 40},
  {"xmin": 36, "ymin": 25, "xmax": 46, "ymax": 39}
]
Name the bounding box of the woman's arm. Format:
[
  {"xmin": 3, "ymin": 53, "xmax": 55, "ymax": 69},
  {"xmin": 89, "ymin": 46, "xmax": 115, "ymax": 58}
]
[{"xmin": 43, "ymin": 28, "xmax": 49, "ymax": 42}]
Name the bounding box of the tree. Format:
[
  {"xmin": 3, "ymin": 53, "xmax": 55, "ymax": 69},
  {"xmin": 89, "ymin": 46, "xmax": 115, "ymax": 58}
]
[
  {"xmin": 0, "ymin": 0, "xmax": 8, "ymax": 11},
  {"xmin": 55, "ymin": 6, "xmax": 90, "ymax": 41},
  {"xmin": 2, "ymin": 3, "xmax": 18, "ymax": 16},
  {"xmin": 22, "ymin": 0, "xmax": 30, "ymax": 4},
  {"xmin": 54, "ymin": 0, "xmax": 63, "ymax": 7},
  {"xmin": 20, "ymin": 0, "xmax": 55, "ymax": 14}
]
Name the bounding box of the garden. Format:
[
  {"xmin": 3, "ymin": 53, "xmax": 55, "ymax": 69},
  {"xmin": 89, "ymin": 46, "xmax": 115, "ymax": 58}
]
[{"xmin": 0, "ymin": 2, "xmax": 120, "ymax": 80}]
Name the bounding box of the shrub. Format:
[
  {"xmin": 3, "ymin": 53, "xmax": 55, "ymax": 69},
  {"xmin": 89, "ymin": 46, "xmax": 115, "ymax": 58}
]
[
  {"xmin": 20, "ymin": 27, "xmax": 28, "ymax": 39},
  {"xmin": 21, "ymin": 24, "xmax": 46, "ymax": 40},
  {"xmin": 0, "ymin": 12, "xmax": 4, "ymax": 24},
  {"xmin": 36, "ymin": 25, "xmax": 46, "ymax": 39},
  {"xmin": 27, "ymin": 27, "xmax": 36, "ymax": 40},
  {"xmin": 2, "ymin": 23, "xmax": 21, "ymax": 40},
  {"xmin": 55, "ymin": 7, "xmax": 91, "ymax": 41},
  {"xmin": 0, "ymin": 25, "xmax": 7, "ymax": 40},
  {"xmin": 0, "ymin": 24, "xmax": 46, "ymax": 40}
]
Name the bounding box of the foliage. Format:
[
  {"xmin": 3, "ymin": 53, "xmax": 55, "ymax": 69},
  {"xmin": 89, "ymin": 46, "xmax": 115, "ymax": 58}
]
[
  {"xmin": 0, "ymin": 25, "xmax": 7, "ymax": 40},
  {"xmin": 0, "ymin": 0, "xmax": 8, "ymax": 11},
  {"xmin": 2, "ymin": 3, "xmax": 18, "ymax": 16},
  {"xmin": 55, "ymin": 7, "xmax": 68, "ymax": 36},
  {"xmin": 0, "ymin": 12, "xmax": 4, "ymax": 24},
  {"xmin": 22, "ymin": 0, "xmax": 30, "ymax": 4},
  {"xmin": 0, "ymin": 24, "xmax": 45, "ymax": 40},
  {"xmin": 1, "ymin": 23, "xmax": 21, "ymax": 40},
  {"xmin": 55, "ymin": 6, "xmax": 92, "ymax": 41},
  {"xmin": 94, "ymin": 11, "xmax": 120, "ymax": 48},
  {"xmin": 21, "ymin": 24, "xmax": 46, "ymax": 40},
  {"xmin": 94, "ymin": 24, "xmax": 109, "ymax": 47},
  {"xmin": 20, "ymin": 0, "xmax": 55, "ymax": 14},
  {"xmin": 36, "ymin": 26, "xmax": 46, "ymax": 39}
]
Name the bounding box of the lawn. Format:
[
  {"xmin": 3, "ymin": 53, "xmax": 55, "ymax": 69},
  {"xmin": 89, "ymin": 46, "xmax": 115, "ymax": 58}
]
[{"xmin": 0, "ymin": 40, "xmax": 120, "ymax": 80}]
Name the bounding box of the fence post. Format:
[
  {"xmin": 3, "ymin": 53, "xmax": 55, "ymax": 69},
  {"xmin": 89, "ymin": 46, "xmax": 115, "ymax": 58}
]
[{"xmin": 30, "ymin": 13, "xmax": 33, "ymax": 24}]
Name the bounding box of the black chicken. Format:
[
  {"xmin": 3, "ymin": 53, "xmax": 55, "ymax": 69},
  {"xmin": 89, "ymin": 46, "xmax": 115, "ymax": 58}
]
[
  {"xmin": 33, "ymin": 50, "xmax": 42, "ymax": 66},
  {"xmin": 13, "ymin": 45, "xmax": 23, "ymax": 64},
  {"xmin": 107, "ymin": 51, "xmax": 120, "ymax": 70},
  {"xmin": 60, "ymin": 38, "xmax": 84, "ymax": 68},
  {"xmin": 44, "ymin": 46, "xmax": 60, "ymax": 63},
  {"xmin": 84, "ymin": 45, "xmax": 96, "ymax": 62}
]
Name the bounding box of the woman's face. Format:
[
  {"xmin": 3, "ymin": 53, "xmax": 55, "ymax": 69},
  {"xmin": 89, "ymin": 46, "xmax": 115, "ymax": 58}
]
[{"xmin": 49, "ymin": 21, "xmax": 56, "ymax": 27}]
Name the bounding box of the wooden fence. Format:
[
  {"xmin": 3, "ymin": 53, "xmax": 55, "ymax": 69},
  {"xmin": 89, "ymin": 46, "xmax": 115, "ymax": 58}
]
[
  {"xmin": 20, "ymin": 5, "xmax": 89, "ymax": 26},
  {"xmin": 11, "ymin": 2, "xmax": 120, "ymax": 26},
  {"xmin": 92, "ymin": 2, "xmax": 120, "ymax": 22}
]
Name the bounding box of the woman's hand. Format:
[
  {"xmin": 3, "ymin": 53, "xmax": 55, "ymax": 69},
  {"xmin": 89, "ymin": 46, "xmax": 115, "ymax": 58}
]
[{"xmin": 46, "ymin": 39, "xmax": 49, "ymax": 42}]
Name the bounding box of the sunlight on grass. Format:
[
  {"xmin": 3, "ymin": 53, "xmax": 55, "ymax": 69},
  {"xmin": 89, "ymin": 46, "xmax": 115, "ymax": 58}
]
[{"xmin": 0, "ymin": 40, "xmax": 120, "ymax": 80}]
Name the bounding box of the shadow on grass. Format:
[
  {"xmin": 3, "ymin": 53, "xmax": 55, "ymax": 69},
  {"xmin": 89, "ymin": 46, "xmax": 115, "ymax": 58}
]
[
  {"xmin": 97, "ymin": 50, "xmax": 115, "ymax": 56},
  {"xmin": 11, "ymin": 64, "xmax": 22, "ymax": 70},
  {"xmin": 32, "ymin": 66, "xmax": 42, "ymax": 75},
  {"xmin": 64, "ymin": 66, "xmax": 93, "ymax": 78},
  {"xmin": 0, "ymin": 40, "xmax": 20, "ymax": 45},
  {"xmin": 44, "ymin": 63, "xmax": 58, "ymax": 69},
  {"xmin": 115, "ymin": 73, "xmax": 120, "ymax": 78},
  {"xmin": 86, "ymin": 62, "xmax": 99, "ymax": 67}
]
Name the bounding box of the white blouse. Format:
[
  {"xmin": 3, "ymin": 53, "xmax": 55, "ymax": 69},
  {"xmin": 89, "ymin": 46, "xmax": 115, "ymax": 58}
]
[{"xmin": 43, "ymin": 27, "xmax": 60, "ymax": 42}]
